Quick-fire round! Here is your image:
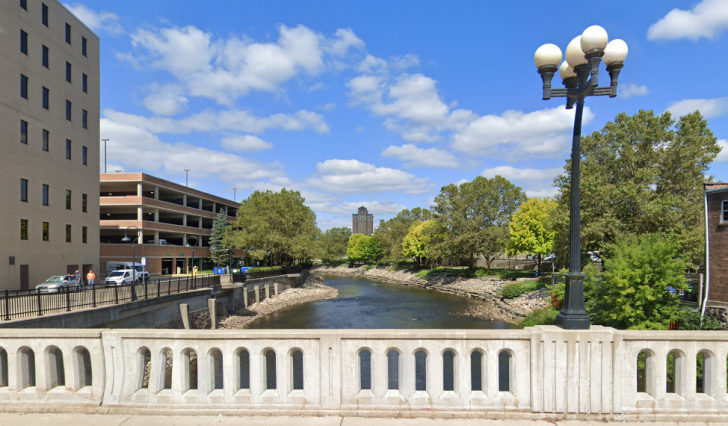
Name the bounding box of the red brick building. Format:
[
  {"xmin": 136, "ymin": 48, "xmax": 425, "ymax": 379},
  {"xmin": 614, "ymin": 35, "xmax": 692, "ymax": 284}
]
[{"xmin": 705, "ymin": 182, "xmax": 728, "ymax": 305}]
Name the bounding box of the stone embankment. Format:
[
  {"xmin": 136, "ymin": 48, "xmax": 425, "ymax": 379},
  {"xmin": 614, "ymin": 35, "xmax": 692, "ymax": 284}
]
[{"xmin": 313, "ymin": 265, "xmax": 549, "ymax": 323}]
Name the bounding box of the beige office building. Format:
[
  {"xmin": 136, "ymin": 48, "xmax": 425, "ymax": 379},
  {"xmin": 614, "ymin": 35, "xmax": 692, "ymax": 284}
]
[
  {"xmin": 352, "ymin": 206, "xmax": 374, "ymax": 236},
  {"xmin": 0, "ymin": 1, "xmax": 100, "ymax": 290}
]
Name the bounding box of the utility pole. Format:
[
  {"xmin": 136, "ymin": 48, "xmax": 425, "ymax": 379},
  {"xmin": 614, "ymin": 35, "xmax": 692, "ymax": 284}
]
[
  {"xmin": 184, "ymin": 169, "xmax": 190, "ymax": 187},
  {"xmin": 101, "ymin": 139, "xmax": 109, "ymax": 173},
  {"xmin": 233, "ymin": 188, "xmax": 237, "ymax": 202}
]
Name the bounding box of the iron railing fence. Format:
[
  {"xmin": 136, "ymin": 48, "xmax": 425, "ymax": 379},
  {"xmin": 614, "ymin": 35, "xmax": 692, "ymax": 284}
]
[
  {"xmin": 1, "ymin": 274, "xmax": 221, "ymax": 321},
  {"xmin": 231, "ymin": 265, "xmax": 307, "ymax": 283}
]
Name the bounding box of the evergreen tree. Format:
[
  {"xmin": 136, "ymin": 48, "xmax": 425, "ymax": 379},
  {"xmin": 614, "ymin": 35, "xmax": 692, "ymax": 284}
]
[{"xmin": 209, "ymin": 209, "xmax": 231, "ymax": 267}]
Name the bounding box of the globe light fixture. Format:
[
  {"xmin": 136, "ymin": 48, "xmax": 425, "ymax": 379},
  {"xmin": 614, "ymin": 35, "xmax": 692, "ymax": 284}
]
[{"xmin": 534, "ymin": 26, "xmax": 628, "ymax": 330}]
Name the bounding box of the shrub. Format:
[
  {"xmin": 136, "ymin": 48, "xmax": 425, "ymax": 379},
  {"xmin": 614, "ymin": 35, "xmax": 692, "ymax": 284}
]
[
  {"xmin": 473, "ymin": 268, "xmax": 488, "ymax": 278},
  {"xmin": 675, "ymin": 309, "xmax": 723, "ymax": 330},
  {"xmin": 500, "ymin": 283, "xmax": 526, "ymax": 299},
  {"xmin": 521, "ymin": 308, "xmax": 559, "ymax": 327}
]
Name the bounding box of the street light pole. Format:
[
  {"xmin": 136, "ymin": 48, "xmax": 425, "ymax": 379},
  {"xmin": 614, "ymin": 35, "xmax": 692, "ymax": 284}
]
[
  {"xmin": 186, "ymin": 236, "xmax": 198, "ymax": 288},
  {"xmin": 184, "ymin": 169, "xmax": 190, "ymax": 187},
  {"xmin": 102, "ymin": 139, "xmax": 109, "ymax": 173},
  {"xmin": 233, "ymin": 188, "xmax": 237, "ymax": 202},
  {"xmin": 534, "ymin": 26, "xmax": 628, "ymax": 330},
  {"xmin": 121, "ymin": 225, "xmax": 140, "ymax": 301}
]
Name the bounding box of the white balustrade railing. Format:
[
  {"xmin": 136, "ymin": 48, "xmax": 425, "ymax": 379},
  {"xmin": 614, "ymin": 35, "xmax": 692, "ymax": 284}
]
[{"xmin": 0, "ymin": 326, "xmax": 727, "ymax": 416}]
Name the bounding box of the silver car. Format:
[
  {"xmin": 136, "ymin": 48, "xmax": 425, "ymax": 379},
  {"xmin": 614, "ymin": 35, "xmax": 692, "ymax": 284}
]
[{"xmin": 35, "ymin": 275, "xmax": 78, "ymax": 293}]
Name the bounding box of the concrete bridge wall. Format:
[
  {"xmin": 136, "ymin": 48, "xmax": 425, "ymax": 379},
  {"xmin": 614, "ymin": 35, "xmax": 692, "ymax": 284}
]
[{"xmin": 0, "ymin": 326, "xmax": 727, "ymax": 420}]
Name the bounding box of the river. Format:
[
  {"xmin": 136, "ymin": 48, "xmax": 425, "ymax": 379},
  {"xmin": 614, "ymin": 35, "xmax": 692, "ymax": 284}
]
[{"xmin": 249, "ymin": 274, "xmax": 520, "ymax": 329}]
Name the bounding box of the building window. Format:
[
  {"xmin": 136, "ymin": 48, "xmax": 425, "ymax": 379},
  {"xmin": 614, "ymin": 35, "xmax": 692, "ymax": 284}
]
[
  {"xmin": 21, "ymin": 179, "xmax": 28, "ymax": 202},
  {"xmin": 66, "ymin": 139, "xmax": 71, "ymax": 159},
  {"xmin": 82, "ymin": 193, "xmax": 87, "ymax": 212},
  {"xmin": 66, "ymin": 100, "xmax": 71, "ymax": 120},
  {"xmin": 66, "ymin": 62, "xmax": 72, "ymax": 82},
  {"xmin": 65, "ymin": 23, "xmax": 71, "ymax": 44},
  {"xmin": 42, "ymin": 45, "xmax": 49, "ymax": 68},
  {"xmin": 43, "ymin": 87, "xmax": 49, "ymax": 109},
  {"xmin": 82, "ymin": 37, "xmax": 87, "ymax": 57},
  {"xmin": 723, "ymin": 200, "xmax": 728, "ymax": 223},
  {"xmin": 43, "ymin": 184, "xmax": 49, "ymax": 206},
  {"xmin": 20, "ymin": 0, "xmax": 27, "ymax": 10},
  {"xmin": 82, "ymin": 73, "xmax": 88, "ymax": 93},
  {"xmin": 20, "ymin": 30, "xmax": 28, "ymax": 54},
  {"xmin": 21, "ymin": 220, "xmax": 29, "ymax": 240},
  {"xmin": 66, "ymin": 190, "xmax": 71, "ymax": 210},
  {"xmin": 43, "ymin": 222, "xmax": 49, "ymax": 241},
  {"xmin": 43, "ymin": 129, "xmax": 49, "ymax": 151},
  {"xmin": 21, "ymin": 74, "xmax": 28, "ymax": 99},
  {"xmin": 42, "ymin": 3, "xmax": 48, "ymax": 26},
  {"xmin": 66, "ymin": 225, "xmax": 72, "ymax": 242},
  {"xmin": 82, "ymin": 110, "xmax": 88, "ymax": 129},
  {"xmin": 82, "ymin": 146, "xmax": 87, "ymax": 165},
  {"xmin": 82, "ymin": 226, "xmax": 87, "ymax": 243},
  {"xmin": 21, "ymin": 120, "xmax": 28, "ymax": 144}
]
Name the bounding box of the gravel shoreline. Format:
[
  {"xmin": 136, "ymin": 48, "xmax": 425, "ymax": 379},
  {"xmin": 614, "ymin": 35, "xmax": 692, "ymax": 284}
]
[{"xmin": 313, "ymin": 265, "xmax": 549, "ymax": 324}]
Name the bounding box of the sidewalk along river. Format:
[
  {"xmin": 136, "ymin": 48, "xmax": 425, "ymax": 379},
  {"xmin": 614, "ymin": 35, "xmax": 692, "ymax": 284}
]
[{"xmin": 248, "ymin": 274, "xmax": 520, "ymax": 329}]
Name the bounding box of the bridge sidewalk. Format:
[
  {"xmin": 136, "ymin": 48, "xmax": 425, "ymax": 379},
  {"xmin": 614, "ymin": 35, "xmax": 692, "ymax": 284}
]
[{"xmin": 0, "ymin": 414, "xmax": 719, "ymax": 426}]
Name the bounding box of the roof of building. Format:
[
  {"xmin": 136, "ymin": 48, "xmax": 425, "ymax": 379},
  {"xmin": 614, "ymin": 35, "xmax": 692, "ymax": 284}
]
[{"xmin": 705, "ymin": 182, "xmax": 728, "ymax": 193}]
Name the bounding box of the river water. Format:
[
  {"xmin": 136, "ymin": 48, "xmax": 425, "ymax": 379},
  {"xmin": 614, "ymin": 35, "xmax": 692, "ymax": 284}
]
[{"xmin": 249, "ymin": 274, "xmax": 519, "ymax": 329}]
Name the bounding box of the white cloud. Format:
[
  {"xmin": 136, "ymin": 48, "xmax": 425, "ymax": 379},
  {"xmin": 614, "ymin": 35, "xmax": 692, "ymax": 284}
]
[
  {"xmin": 648, "ymin": 0, "xmax": 728, "ymax": 41},
  {"xmin": 308, "ymin": 201, "xmax": 405, "ymax": 215},
  {"xmin": 306, "ymin": 159, "xmax": 433, "ymax": 194},
  {"xmin": 63, "ymin": 3, "xmax": 124, "ymax": 35},
  {"xmin": 452, "ymin": 107, "xmax": 594, "ymax": 159},
  {"xmin": 126, "ymin": 24, "xmax": 365, "ymax": 105},
  {"xmin": 381, "ymin": 144, "xmax": 459, "ymax": 168},
  {"xmin": 666, "ymin": 97, "xmax": 728, "ymax": 118},
  {"xmin": 317, "ymin": 103, "xmax": 336, "ymax": 111},
  {"xmin": 100, "ymin": 118, "xmax": 285, "ymax": 184},
  {"xmin": 355, "ymin": 126, "xmax": 365, "ymax": 133},
  {"xmin": 143, "ymin": 85, "xmax": 189, "ymax": 116},
  {"xmin": 619, "ymin": 83, "xmax": 649, "ymax": 99},
  {"xmin": 716, "ymin": 140, "xmax": 728, "ymax": 162},
  {"xmin": 481, "ymin": 166, "xmax": 562, "ymax": 198},
  {"xmin": 104, "ymin": 108, "xmax": 330, "ymax": 135},
  {"xmin": 308, "ymin": 82, "xmax": 326, "ymax": 93},
  {"xmin": 221, "ymin": 135, "xmax": 274, "ymax": 152}
]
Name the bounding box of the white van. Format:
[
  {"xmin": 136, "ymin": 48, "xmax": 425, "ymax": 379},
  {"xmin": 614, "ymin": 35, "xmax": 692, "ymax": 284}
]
[{"xmin": 106, "ymin": 262, "xmax": 150, "ymax": 280}]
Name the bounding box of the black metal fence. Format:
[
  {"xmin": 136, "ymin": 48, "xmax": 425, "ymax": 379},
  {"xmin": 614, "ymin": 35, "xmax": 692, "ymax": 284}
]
[
  {"xmin": 0, "ymin": 274, "xmax": 221, "ymax": 321},
  {"xmin": 231, "ymin": 266, "xmax": 306, "ymax": 284}
]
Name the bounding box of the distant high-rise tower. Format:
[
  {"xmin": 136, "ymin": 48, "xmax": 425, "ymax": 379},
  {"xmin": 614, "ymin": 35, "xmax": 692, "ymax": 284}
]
[{"xmin": 352, "ymin": 206, "xmax": 374, "ymax": 235}]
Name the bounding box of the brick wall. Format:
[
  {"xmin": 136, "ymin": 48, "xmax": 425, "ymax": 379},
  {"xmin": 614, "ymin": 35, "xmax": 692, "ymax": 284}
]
[{"xmin": 708, "ymin": 191, "xmax": 728, "ymax": 303}]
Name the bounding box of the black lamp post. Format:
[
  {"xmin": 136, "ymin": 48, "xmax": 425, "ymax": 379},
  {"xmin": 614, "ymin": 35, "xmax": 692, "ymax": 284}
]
[
  {"xmin": 186, "ymin": 235, "xmax": 198, "ymax": 287},
  {"xmin": 534, "ymin": 26, "xmax": 628, "ymax": 330},
  {"xmin": 120, "ymin": 225, "xmax": 140, "ymax": 301}
]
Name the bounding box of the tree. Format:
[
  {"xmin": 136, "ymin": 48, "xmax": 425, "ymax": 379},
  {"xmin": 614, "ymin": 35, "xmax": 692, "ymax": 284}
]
[
  {"xmin": 228, "ymin": 189, "xmax": 319, "ymax": 265},
  {"xmin": 318, "ymin": 227, "xmax": 352, "ymax": 263},
  {"xmin": 374, "ymin": 208, "xmax": 432, "ymax": 261},
  {"xmin": 209, "ymin": 209, "xmax": 231, "ymax": 267},
  {"xmin": 346, "ymin": 234, "xmax": 383, "ymax": 263},
  {"xmin": 402, "ymin": 220, "xmax": 434, "ymax": 266},
  {"xmin": 431, "ymin": 176, "xmax": 526, "ymax": 271},
  {"xmin": 587, "ymin": 234, "xmax": 688, "ymax": 330},
  {"xmin": 507, "ymin": 198, "xmax": 557, "ymax": 273},
  {"xmin": 553, "ymin": 110, "xmax": 720, "ymax": 269}
]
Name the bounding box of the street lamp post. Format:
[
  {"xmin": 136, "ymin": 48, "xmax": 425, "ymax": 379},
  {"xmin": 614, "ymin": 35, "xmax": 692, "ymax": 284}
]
[
  {"xmin": 120, "ymin": 225, "xmax": 140, "ymax": 301},
  {"xmin": 184, "ymin": 169, "xmax": 190, "ymax": 187},
  {"xmin": 186, "ymin": 236, "xmax": 198, "ymax": 288},
  {"xmin": 534, "ymin": 26, "xmax": 628, "ymax": 330},
  {"xmin": 102, "ymin": 138, "xmax": 109, "ymax": 173}
]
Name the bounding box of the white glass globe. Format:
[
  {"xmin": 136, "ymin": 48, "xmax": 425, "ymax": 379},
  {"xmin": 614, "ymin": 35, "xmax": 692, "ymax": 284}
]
[
  {"xmin": 534, "ymin": 43, "xmax": 562, "ymax": 68},
  {"xmin": 565, "ymin": 36, "xmax": 588, "ymax": 68},
  {"xmin": 580, "ymin": 25, "xmax": 609, "ymax": 52},
  {"xmin": 603, "ymin": 39, "xmax": 628, "ymax": 65},
  {"xmin": 559, "ymin": 61, "xmax": 576, "ymax": 80}
]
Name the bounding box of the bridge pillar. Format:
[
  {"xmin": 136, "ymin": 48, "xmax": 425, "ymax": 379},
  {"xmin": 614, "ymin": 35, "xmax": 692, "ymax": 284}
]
[
  {"xmin": 180, "ymin": 304, "xmax": 191, "ymax": 329},
  {"xmin": 254, "ymin": 286, "xmax": 260, "ymax": 304},
  {"xmin": 274, "ymin": 282, "xmax": 279, "ymax": 296},
  {"xmin": 265, "ymin": 284, "xmax": 270, "ymax": 300},
  {"xmin": 242, "ymin": 285, "xmax": 249, "ymax": 308},
  {"xmin": 207, "ymin": 299, "xmax": 216, "ymax": 329}
]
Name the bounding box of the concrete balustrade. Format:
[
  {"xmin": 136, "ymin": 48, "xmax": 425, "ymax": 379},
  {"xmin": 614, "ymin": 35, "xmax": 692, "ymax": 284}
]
[{"xmin": 0, "ymin": 327, "xmax": 727, "ymax": 419}]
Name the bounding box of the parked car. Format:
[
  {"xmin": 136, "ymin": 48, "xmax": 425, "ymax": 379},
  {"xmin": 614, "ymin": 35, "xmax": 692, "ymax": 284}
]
[
  {"xmin": 145, "ymin": 239, "xmax": 167, "ymax": 245},
  {"xmin": 35, "ymin": 275, "xmax": 77, "ymax": 293},
  {"xmin": 104, "ymin": 269, "xmax": 144, "ymax": 286},
  {"xmin": 543, "ymin": 254, "xmax": 556, "ymax": 262},
  {"xmin": 587, "ymin": 251, "xmax": 602, "ymax": 263},
  {"xmin": 106, "ymin": 262, "xmax": 150, "ymax": 280}
]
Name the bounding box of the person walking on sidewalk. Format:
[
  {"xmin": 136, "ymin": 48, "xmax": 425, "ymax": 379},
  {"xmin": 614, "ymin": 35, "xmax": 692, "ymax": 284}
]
[
  {"xmin": 87, "ymin": 270, "xmax": 96, "ymax": 289},
  {"xmin": 75, "ymin": 270, "xmax": 82, "ymax": 291}
]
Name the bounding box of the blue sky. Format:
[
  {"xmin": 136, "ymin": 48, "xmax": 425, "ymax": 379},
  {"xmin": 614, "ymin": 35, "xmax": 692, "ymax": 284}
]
[{"xmin": 66, "ymin": 0, "xmax": 728, "ymax": 230}]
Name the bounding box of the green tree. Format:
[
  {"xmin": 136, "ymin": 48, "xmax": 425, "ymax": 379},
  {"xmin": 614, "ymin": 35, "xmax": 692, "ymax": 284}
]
[
  {"xmin": 553, "ymin": 110, "xmax": 720, "ymax": 269},
  {"xmin": 209, "ymin": 209, "xmax": 231, "ymax": 267},
  {"xmin": 374, "ymin": 208, "xmax": 432, "ymax": 260},
  {"xmin": 402, "ymin": 220, "xmax": 434, "ymax": 265},
  {"xmin": 229, "ymin": 189, "xmax": 319, "ymax": 265},
  {"xmin": 588, "ymin": 234, "xmax": 688, "ymax": 330},
  {"xmin": 431, "ymin": 176, "xmax": 526, "ymax": 271},
  {"xmin": 318, "ymin": 227, "xmax": 352, "ymax": 263},
  {"xmin": 346, "ymin": 234, "xmax": 383, "ymax": 263},
  {"xmin": 507, "ymin": 198, "xmax": 557, "ymax": 273}
]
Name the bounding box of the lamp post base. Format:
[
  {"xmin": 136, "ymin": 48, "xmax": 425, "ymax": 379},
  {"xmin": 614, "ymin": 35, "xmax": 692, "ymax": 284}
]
[{"xmin": 555, "ymin": 272, "xmax": 591, "ymax": 330}]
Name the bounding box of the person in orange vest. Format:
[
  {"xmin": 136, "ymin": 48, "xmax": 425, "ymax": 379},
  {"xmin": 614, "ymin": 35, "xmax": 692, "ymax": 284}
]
[{"xmin": 87, "ymin": 270, "xmax": 96, "ymax": 289}]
